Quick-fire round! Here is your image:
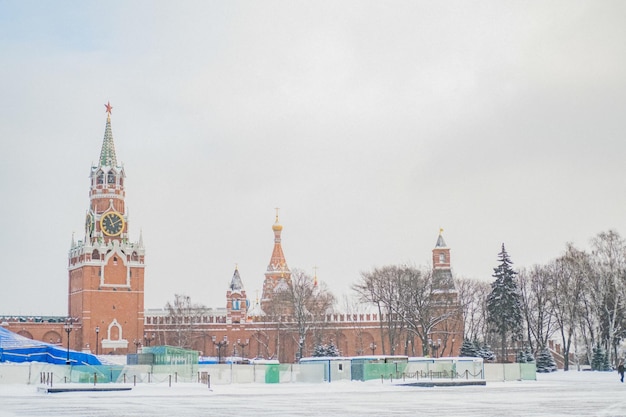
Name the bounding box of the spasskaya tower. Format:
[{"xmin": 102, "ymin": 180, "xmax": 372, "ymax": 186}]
[{"xmin": 67, "ymin": 103, "xmax": 146, "ymax": 354}]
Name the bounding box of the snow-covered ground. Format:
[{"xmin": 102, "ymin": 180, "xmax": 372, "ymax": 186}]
[{"xmin": 0, "ymin": 370, "xmax": 623, "ymax": 417}]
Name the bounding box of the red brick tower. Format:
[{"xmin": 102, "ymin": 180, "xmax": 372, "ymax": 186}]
[
  {"xmin": 260, "ymin": 210, "xmax": 291, "ymax": 313},
  {"xmin": 430, "ymin": 229, "xmax": 463, "ymax": 356},
  {"xmin": 67, "ymin": 103, "xmax": 145, "ymax": 354},
  {"xmin": 226, "ymin": 266, "xmax": 248, "ymax": 325},
  {"xmin": 432, "ymin": 229, "xmax": 454, "ymax": 289}
]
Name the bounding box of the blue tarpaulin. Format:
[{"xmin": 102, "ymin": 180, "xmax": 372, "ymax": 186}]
[{"xmin": 0, "ymin": 326, "xmax": 101, "ymax": 365}]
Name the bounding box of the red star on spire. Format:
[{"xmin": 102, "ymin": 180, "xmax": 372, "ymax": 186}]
[{"xmin": 105, "ymin": 101, "xmax": 113, "ymax": 115}]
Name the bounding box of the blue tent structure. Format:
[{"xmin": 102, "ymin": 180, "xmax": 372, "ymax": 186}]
[{"xmin": 0, "ymin": 326, "xmax": 101, "ymax": 365}]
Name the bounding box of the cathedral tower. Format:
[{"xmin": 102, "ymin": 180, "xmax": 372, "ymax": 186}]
[
  {"xmin": 67, "ymin": 103, "xmax": 145, "ymax": 354},
  {"xmin": 260, "ymin": 210, "xmax": 291, "ymax": 313}
]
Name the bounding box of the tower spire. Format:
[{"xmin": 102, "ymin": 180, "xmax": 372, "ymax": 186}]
[
  {"xmin": 261, "ymin": 210, "xmax": 291, "ymax": 311},
  {"xmin": 432, "ymin": 228, "xmax": 454, "ymax": 290},
  {"xmin": 435, "ymin": 227, "xmax": 447, "ymax": 248},
  {"xmin": 99, "ymin": 102, "xmax": 118, "ymax": 167},
  {"xmin": 229, "ymin": 265, "xmax": 244, "ymax": 292},
  {"xmin": 268, "ymin": 209, "xmax": 288, "ymax": 273}
]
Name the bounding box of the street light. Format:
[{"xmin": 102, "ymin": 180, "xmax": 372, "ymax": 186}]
[
  {"xmin": 369, "ymin": 342, "xmax": 377, "ymax": 355},
  {"xmin": 95, "ymin": 326, "xmax": 100, "ymax": 355},
  {"xmin": 144, "ymin": 332, "xmax": 155, "ymax": 347},
  {"xmin": 429, "ymin": 338, "xmax": 441, "ymax": 358},
  {"xmin": 237, "ymin": 338, "xmax": 250, "ymax": 359},
  {"xmin": 133, "ymin": 339, "xmax": 142, "ymax": 353},
  {"xmin": 212, "ymin": 335, "xmax": 229, "ymax": 364},
  {"xmin": 63, "ymin": 319, "xmax": 73, "ymax": 365}
]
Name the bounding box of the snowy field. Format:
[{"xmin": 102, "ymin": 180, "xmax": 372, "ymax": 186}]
[{"xmin": 1, "ymin": 371, "xmax": 624, "ymax": 417}]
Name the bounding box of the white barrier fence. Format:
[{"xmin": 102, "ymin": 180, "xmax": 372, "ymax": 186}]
[{"xmin": 0, "ymin": 361, "xmax": 536, "ymax": 385}]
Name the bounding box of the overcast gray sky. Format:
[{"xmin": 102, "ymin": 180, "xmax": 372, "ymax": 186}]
[{"xmin": 1, "ymin": 1, "xmax": 625, "ymax": 316}]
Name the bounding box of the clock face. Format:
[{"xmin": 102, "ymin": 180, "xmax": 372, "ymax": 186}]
[{"xmin": 100, "ymin": 211, "xmax": 125, "ymax": 236}]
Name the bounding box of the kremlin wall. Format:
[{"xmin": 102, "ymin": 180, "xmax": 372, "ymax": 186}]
[{"xmin": 1, "ymin": 105, "xmax": 463, "ymax": 363}]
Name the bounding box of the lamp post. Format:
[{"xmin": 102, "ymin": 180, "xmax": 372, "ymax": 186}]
[
  {"xmin": 144, "ymin": 332, "xmax": 155, "ymax": 347},
  {"xmin": 63, "ymin": 319, "xmax": 73, "ymax": 365},
  {"xmin": 212, "ymin": 336, "xmax": 229, "ymax": 364},
  {"xmin": 369, "ymin": 342, "xmax": 377, "ymax": 355},
  {"xmin": 95, "ymin": 326, "xmax": 100, "ymax": 355},
  {"xmin": 133, "ymin": 339, "xmax": 142, "ymax": 353},
  {"xmin": 237, "ymin": 338, "xmax": 250, "ymax": 360},
  {"xmin": 429, "ymin": 338, "xmax": 441, "ymax": 358}
]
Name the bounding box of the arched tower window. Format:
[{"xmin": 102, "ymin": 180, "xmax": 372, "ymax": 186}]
[
  {"xmin": 439, "ymin": 253, "xmax": 446, "ymax": 263},
  {"xmin": 97, "ymin": 171, "xmax": 104, "ymax": 185},
  {"xmin": 92, "ymin": 249, "xmax": 100, "ymax": 260},
  {"xmin": 107, "ymin": 170, "xmax": 116, "ymax": 184}
]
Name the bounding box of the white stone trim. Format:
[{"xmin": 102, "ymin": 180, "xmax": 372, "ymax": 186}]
[{"xmin": 101, "ymin": 318, "xmax": 128, "ymax": 349}]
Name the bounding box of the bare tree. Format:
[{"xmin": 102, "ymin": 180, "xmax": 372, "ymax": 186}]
[
  {"xmin": 455, "ymin": 277, "xmax": 490, "ymax": 343},
  {"xmin": 550, "ymin": 244, "xmax": 591, "ymax": 370},
  {"xmin": 265, "ymin": 269, "xmax": 336, "ymax": 361},
  {"xmin": 341, "ymin": 294, "xmax": 369, "ymax": 356},
  {"xmin": 165, "ymin": 294, "xmax": 207, "ymax": 349},
  {"xmin": 355, "ymin": 265, "xmax": 460, "ymax": 356},
  {"xmin": 262, "ymin": 282, "xmax": 292, "ymax": 361},
  {"xmin": 590, "ymin": 230, "xmax": 626, "ymax": 365},
  {"xmin": 396, "ymin": 266, "xmax": 460, "ymax": 356},
  {"xmin": 578, "ymin": 280, "xmax": 600, "ymax": 366},
  {"xmin": 353, "ymin": 265, "xmax": 407, "ymax": 355},
  {"xmin": 518, "ymin": 265, "xmax": 557, "ymax": 353},
  {"xmin": 288, "ymin": 269, "xmax": 336, "ymax": 360}
]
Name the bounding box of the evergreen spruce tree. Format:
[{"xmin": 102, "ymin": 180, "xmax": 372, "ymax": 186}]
[
  {"xmin": 591, "ymin": 345, "xmax": 601, "ymax": 370},
  {"xmin": 460, "ymin": 340, "xmax": 479, "ymax": 357},
  {"xmin": 312, "ymin": 342, "xmax": 340, "ymax": 357},
  {"xmin": 473, "ymin": 340, "xmax": 483, "ymax": 357},
  {"xmin": 486, "ymin": 244, "xmax": 523, "ymax": 362},
  {"xmin": 478, "ymin": 344, "xmax": 496, "ymax": 362},
  {"xmin": 517, "ymin": 347, "xmax": 535, "ymax": 363},
  {"xmin": 592, "ymin": 344, "xmax": 610, "ymax": 371},
  {"xmin": 325, "ymin": 342, "xmax": 340, "ymax": 357},
  {"xmin": 535, "ymin": 347, "xmax": 557, "ymax": 372},
  {"xmin": 313, "ymin": 344, "xmax": 326, "ymax": 357}
]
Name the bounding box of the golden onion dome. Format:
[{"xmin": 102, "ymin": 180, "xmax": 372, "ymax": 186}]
[{"xmin": 272, "ymin": 209, "xmax": 283, "ymax": 231}]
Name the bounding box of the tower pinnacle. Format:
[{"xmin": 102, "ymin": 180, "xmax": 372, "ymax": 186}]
[
  {"xmin": 99, "ymin": 103, "xmax": 118, "ymax": 167},
  {"xmin": 261, "ymin": 211, "xmax": 291, "ymax": 310},
  {"xmin": 432, "ymin": 228, "xmax": 454, "ymax": 289},
  {"xmin": 435, "ymin": 228, "xmax": 447, "ymax": 248},
  {"xmin": 268, "ymin": 211, "xmax": 288, "ymax": 272},
  {"xmin": 272, "ymin": 207, "xmax": 283, "ymax": 232}
]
